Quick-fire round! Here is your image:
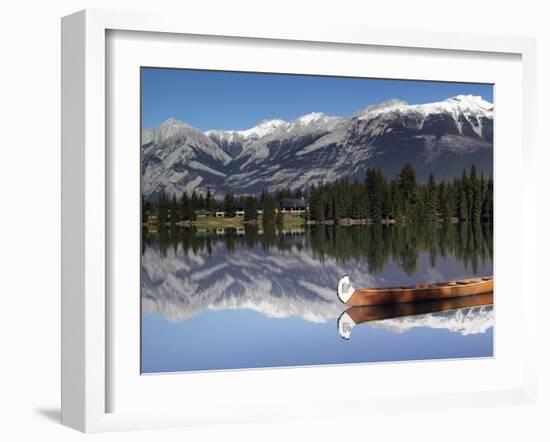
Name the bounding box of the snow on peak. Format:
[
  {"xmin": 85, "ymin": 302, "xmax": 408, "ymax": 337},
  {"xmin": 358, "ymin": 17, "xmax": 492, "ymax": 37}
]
[
  {"xmin": 417, "ymin": 95, "xmax": 493, "ymax": 136},
  {"xmin": 208, "ymin": 112, "xmax": 344, "ymax": 143},
  {"xmin": 420, "ymin": 95, "xmax": 493, "ymax": 117},
  {"xmin": 354, "ymin": 95, "xmax": 493, "ymax": 121},
  {"xmin": 369, "ymin": 98, "xmax": 410, "ymax": 111},
  {"xmin": 351, "ymin": 95, "xmax": 493, "ymax": 139},
  {"xmin": 149, "ymin": 94, "xmax": 493, "ymax": 153},
  {"xmin": 238, "ymin": 119, "xmax": 288, "ymax": 139},
  {"xmin": 442, "ymin": 94, "xmax": 493, "ymax": 113},
  {"xmin": 290, "ymin": 112, "xmax": 344, "ymax": 132},
  {"xmin": 446, "ymin": 94, "xmax": 491, "ymax": 106},
  {"xmin": 295, "ymin": 112, "xmax": 329, "ymax": 125},
  {"xmin": 205, "ymin": 129, "xmax": 241, "ymax": 143},
  {"xmin": 207, "ymin": 119, "xmax": 288, "ymax": 141},
  {"xmin": 355, "ymin": 99, "xmax": 411, "ymax": 119}
]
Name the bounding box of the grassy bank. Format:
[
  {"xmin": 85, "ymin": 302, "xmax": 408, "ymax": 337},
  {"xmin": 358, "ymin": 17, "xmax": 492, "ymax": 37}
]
[{"xmin": 170, "ymin": 214, "xmax": 306, "ymax": 229}]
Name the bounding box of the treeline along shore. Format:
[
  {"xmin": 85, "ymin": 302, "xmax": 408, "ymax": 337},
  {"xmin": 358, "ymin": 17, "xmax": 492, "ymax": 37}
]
[{"xmin": 142, "ymin": 163, "xmax": 493, "ymax": 228}]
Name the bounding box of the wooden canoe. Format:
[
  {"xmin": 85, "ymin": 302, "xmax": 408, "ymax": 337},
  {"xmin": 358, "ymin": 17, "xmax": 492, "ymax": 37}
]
[
  {"xmin": 337, "ymin": 292, "xmax": 493, "ymax": 340},
  {"xmin": 337, "ymin": 275, "xmax": 493, "ymax": 307}
]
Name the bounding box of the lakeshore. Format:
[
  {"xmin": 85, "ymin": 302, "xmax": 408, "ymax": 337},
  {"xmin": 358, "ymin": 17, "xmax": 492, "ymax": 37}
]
[
  {"xmin": 145, "ymin": 213, "xmax": 306, "ymax": 230},
  {"xmin": 144, "ymin": 213, "xmax": 467, "ymax": 231}
]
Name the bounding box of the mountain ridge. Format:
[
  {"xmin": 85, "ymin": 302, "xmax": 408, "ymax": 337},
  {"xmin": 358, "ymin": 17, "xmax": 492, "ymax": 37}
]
[{"xmin": 142, "ymin": 95, "xmax": 493, "ymax": 199}]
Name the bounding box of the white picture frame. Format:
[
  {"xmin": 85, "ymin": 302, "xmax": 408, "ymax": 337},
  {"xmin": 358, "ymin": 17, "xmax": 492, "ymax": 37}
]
[{"xmin": 61, "ymin": 9, "xmax": 538, "ymax": 433}]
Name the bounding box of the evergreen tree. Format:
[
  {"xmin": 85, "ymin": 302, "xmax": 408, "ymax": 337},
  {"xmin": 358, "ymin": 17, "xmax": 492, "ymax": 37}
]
[
  {"xmin": 452, "ymin": 177, "xmax": 461, "ymax": 219},
  {"xmin": 170, "ymin": 193, "xmax": 178, "ymax": 224},
  {"xmin": 455, "ymin": 170, "xmax": 468, "ymax": 221},
  {"xmin": 438, "ymin": 182, "xmax": 453, "ymax": 222},
  {"xmin": 482, "ymin": 176, "xmax": 493, "ymax": 222},
  {"xmin": 366, "ymin": 168, "xmax": 384, "ymax": 223},
  {"xmin": 349, "ymin": 179, "xmax": 368, "ymax": 220},
  {"xmin": 458, "ymin": 188, "xmax": 468, "ymax": 221},
  {"xmin": 189, "ymin": 191, "xmax": 198, "ymax": 221},
  {"xmin": 181, "ymin": 192, "xmax": 193, "ymax": 221},
  {"xmin": 324, "ymin": 188, "xmax": 333, "ymax": 220},
  {"xmin": 197, "ymin": 193, "xmax": 205, "ymax": 211},
  {"xmin": 262, "ymin": 195, "xmax": 276, "ymax": 225},
  {"xmin": 205, "ymin": 187, "xmax": 214, "ymax": 211},
  {"xmin": 331, "ymin": 186, "xmax": 340, "ymax": 223},
  {"xmin": 398, "ymin": 164, "xmax": 417, "ymax": 220},
  {"xmin": 309, "ymin": 183, "xmax": 326, "ymax": 221},
  {"xmin": 243, "ymin": 196, "xmax": 257, "ymax": 221},
  {"xmin": 461, "ymin": 169, "xmax": 472, "ymax": 221},
  {"xmin": 337, "ymin": 179, "xmax": 352, "ymax": 219},
  {"xmin": 390, "ymin": 181, "xmax": 403, "ymax": 222},
  {"xmin": 223, "ymin": 192, "xmax": 236, "ymax": 217},
  {"xmin": 413, "ymin": 193, "xmax": 426, "ymax": 224},
  {"xmin": 470, "ymin": 165, "xmax": 482, "ymax": 222},
  {"xmin": 382, "ymin": 184, "xmax": 392, "ymax": 221},
  {"xmin": 157, "ymin": 189, "xmax": 168, "ymax": 225},
  {"xmin": 424, "ymin": 174, "xmax": 438, "ymax": 223}
]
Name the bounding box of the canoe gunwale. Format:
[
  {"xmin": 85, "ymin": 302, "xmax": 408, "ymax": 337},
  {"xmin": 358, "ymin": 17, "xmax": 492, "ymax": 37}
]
[
  {"xmin": 345, "ymin": 277, "xmax": 493, "ymax": 307},
  {"xmin": 356, "ymin": 278, "xmax": 493, "ymax": 295}
]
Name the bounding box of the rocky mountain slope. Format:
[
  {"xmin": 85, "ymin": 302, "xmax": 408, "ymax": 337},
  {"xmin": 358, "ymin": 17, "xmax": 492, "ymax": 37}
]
[{"xmin": 141, "ymin": 95, "xmax": 493, "ymax": 199}]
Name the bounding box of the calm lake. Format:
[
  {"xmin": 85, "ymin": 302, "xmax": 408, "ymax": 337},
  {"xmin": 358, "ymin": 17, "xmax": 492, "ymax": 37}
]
[{"xmin": 141, "ymin": 224, "xmax": 493, "ymax": 373}]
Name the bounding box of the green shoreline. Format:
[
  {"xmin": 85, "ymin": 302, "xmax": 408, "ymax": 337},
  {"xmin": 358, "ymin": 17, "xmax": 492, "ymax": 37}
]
[
  {"xmin": 144, "ymin": 214, "xmax": 467, "ymax": 231},
  {"xmin": 146, "ymin": 214, "xmax": 306, "ymax": 229}
]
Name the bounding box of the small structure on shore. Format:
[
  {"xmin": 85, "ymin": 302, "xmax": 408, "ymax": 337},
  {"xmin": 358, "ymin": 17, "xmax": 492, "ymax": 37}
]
[
  {"xmin": 194, "ymin": 209, "xmax": 215, "ymax": 218},
  {"xmin": 214, "ymin": 207, "xmax": 246, "ymax": 217},
  {"xmin": 279, "ymin": 198, "xmax": 307, "ymax": 214},
  {"xmin": 205, "ymin": 198, "xmax": 307, "ymax": 218}
]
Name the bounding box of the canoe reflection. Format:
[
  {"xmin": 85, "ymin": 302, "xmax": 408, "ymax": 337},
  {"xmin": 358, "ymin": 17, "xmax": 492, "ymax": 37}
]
[{"xmin": 337, "ymin": 292, "xmax": 493, "ymax": 340}]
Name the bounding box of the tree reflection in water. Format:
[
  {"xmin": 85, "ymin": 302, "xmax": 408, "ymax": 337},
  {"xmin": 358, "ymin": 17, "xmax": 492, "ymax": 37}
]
[{"xmin": 143, "ymin": 223, "xmax": 493, "ymax": 276}]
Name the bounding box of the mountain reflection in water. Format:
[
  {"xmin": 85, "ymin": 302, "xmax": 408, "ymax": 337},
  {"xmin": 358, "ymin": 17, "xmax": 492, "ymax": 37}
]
[{"xmin": 141, "ymin": 224, "xmax": 493, "ymax": 372}]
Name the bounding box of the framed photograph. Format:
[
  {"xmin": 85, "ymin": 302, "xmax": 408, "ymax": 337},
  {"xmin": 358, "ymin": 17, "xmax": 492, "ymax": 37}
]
[
  {"xmin": 61, "ymin": 9, "xmax": 537, "ymax": 432},
  {"xmin": 140, "ymin": 67, "xmax": 496, "ymax": 373}
]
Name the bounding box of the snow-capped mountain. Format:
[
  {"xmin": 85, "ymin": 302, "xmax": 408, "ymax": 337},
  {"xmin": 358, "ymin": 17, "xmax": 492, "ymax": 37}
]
[
  {"xmin": 141, "ymin": 95, "xmax": 493, "ymax": 199},
  {"xmin": 141, "ymin": 118, "xmax": 233, "ymax": 198}
]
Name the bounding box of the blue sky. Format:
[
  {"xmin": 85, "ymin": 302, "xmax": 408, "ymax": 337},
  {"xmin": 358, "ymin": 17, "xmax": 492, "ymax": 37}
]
[{"xmin": 141, "ymin": 68, "xmax": 493, "ymax": 131}]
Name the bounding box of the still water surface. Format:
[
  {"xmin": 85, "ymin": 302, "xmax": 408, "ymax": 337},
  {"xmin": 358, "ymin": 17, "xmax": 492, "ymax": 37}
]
[{"xmin": 141, "ymin": 224, "xmax": 493, "ymax": 373}]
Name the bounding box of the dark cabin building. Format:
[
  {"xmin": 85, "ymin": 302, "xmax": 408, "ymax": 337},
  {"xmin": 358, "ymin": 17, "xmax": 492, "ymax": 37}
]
[{"xmin": 279, "ymin": 198, "xmax": 307, "ymax": 214}]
